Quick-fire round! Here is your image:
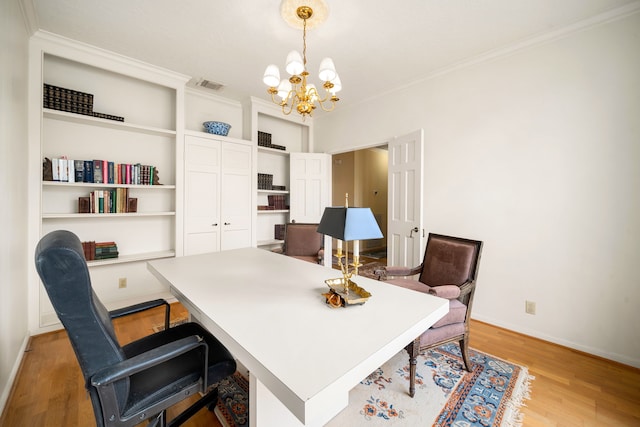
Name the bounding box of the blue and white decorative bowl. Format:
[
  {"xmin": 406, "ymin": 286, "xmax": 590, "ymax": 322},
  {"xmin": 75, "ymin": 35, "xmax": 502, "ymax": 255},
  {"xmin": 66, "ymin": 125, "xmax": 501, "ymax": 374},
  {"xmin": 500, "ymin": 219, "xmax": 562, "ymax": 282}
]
[{"xmin": 203, "ymin": 121, "xmax": 231, "ymax": 136}]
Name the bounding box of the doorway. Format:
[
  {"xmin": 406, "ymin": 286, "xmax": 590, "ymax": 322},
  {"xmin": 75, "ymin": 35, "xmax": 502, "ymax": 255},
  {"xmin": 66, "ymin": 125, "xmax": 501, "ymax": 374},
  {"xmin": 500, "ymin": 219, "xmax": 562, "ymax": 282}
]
[{"xmin": 331, "ymin": 146, "xmax": 388, "ymax": 260}]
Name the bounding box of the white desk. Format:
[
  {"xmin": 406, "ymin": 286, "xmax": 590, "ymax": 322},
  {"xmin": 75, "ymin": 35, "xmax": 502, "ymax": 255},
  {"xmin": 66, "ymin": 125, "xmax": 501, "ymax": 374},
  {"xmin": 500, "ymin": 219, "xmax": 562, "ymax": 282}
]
[{"xmin": 147, "ymin": 248, "xmax": 448, "ymax": 426}]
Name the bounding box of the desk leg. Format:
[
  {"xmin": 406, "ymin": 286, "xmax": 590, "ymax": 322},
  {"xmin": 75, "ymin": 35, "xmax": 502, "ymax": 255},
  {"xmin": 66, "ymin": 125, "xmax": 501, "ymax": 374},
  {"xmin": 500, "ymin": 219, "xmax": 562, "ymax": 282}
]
[{"xmin": 249, "ymin": 373, "xmax": 305, "ymax": 427}]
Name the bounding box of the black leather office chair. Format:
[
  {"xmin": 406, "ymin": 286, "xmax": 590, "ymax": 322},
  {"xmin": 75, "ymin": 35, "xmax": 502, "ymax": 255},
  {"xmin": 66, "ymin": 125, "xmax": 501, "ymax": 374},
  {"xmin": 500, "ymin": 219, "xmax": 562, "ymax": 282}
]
[{"xmin": 34, "ymin": 230, "xmax": 237, "ymax": 427}]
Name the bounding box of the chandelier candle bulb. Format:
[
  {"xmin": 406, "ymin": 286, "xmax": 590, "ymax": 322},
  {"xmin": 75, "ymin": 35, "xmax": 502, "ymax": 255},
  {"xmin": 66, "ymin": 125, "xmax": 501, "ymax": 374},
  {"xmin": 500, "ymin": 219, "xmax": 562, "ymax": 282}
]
[
  {"xmin": 318, "ymin": 57, "xmax": 337, "ymax": 82},
  {"xmin": 263, "ymin": 65, "xmax": 280, "ymax": 87},
  {"xmin": 285, "ymin": 50, "xmax": 304, "ymax": 75}
]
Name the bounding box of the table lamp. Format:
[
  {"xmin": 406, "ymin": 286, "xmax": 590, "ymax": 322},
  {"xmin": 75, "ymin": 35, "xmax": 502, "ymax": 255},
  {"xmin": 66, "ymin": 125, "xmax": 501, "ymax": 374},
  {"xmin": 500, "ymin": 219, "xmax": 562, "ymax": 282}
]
[{"xmin": 317, "ymin": 194, "xmax": 383, "ymax": 305}]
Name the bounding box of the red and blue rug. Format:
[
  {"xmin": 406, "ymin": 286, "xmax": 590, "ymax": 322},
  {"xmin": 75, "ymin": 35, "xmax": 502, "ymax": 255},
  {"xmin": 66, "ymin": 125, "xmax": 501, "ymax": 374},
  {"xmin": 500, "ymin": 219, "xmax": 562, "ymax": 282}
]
[{"xmin": 215, "ymin": 343, "xmax": 533, "ymax": 426}]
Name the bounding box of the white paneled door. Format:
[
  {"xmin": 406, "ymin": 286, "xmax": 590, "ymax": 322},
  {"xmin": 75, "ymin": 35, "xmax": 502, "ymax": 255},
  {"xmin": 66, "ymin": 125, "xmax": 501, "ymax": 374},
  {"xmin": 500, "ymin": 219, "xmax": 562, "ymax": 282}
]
[
  {"xmin": 289, "ymin": 153, "xmax": 331, "ymax": 224},
  {"xmin": 387, "ymin": 130, "xmax": 424, "ymax": 267}
]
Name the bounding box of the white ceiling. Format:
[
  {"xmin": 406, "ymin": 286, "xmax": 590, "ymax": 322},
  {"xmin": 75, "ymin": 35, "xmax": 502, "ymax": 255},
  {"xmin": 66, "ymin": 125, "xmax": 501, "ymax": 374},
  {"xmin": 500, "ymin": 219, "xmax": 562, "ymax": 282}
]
[{"xmin": 30, "ymin": 0, "xmax": 638, "ymax": 111}]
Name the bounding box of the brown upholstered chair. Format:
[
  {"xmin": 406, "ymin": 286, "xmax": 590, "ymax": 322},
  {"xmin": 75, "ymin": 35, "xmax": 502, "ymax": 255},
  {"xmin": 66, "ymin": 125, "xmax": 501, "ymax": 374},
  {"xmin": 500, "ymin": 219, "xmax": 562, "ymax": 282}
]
[
  {"xmin": 381, "ymin": 233, "xmax": 482, "ymax": 397},
  {"xmin": 274, "ymin": 223, "xmax": 324, "ymax": 264}
]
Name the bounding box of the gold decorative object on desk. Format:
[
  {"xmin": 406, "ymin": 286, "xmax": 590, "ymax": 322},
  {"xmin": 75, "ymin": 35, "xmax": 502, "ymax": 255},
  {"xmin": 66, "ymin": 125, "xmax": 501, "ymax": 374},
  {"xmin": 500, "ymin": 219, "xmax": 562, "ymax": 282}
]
[{"xmin": 317, "ymin": 194, "xmax": 383, "ymax": 308}]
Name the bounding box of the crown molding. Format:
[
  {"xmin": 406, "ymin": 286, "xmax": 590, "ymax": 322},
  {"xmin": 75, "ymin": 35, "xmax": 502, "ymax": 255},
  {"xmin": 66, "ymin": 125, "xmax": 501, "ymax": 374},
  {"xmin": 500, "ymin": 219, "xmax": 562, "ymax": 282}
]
[
  {"xmin": 31, "ymin": 30, "xmax": 191, "ymax": 87},
  {"xmin": 349, "ymin": 1, "xmax": 640, "ymax": 111},
  {"xmin": 18, "ymin": 0, "xmax": 38, "ymax": 36}
]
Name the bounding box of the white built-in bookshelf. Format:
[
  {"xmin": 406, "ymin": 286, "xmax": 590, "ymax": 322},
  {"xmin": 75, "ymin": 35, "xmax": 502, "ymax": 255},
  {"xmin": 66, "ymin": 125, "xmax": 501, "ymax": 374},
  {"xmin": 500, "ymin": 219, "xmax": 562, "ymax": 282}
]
[
  {"xmin": 245, "ymin": 98, "xmax": 314, "ymax": 248},
  {"xmin": 28, "ymin": 32, "xmax": 188, "ymax": 332}
]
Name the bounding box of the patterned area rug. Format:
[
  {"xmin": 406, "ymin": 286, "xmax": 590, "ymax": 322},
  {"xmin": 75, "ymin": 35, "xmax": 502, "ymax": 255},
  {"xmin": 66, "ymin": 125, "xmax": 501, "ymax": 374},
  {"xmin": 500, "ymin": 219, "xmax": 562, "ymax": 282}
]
[
  {"xmin": 215, "ymin": 372, "xmax": 249, "ymax": 427},
  {"xmin": 215, "ymin": 343, "xmax": 532, "ymax": 427}
]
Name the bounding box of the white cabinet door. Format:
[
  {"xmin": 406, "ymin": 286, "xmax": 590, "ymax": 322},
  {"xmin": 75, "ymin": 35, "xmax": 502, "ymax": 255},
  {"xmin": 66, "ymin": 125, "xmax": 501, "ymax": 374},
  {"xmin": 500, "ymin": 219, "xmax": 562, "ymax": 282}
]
[
  {"xmin": 221, "ymin": 143, "xmax": 252, "ymax": 250},
  {"xmin": 289, "ymin": 153, "xmax": 331, "ymax": 224},
  {"xmin": 184, "ymin": 136, "xmax": 221, "ymax": 255},
  {"xmin": 184, "ymin": 134, "xmax": 252, "ymax": 255}
]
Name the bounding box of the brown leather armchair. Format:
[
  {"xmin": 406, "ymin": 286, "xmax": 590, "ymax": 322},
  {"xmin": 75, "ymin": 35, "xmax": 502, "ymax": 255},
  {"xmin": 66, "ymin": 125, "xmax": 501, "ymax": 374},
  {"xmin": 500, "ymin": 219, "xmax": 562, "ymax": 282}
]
[
  {"xmin": 381, "ymin": 233, "xmax": 482, "ymax": 397},
  {"xmin": 274, "ymin": 223, "xmax": 324, "ymax": 264}
]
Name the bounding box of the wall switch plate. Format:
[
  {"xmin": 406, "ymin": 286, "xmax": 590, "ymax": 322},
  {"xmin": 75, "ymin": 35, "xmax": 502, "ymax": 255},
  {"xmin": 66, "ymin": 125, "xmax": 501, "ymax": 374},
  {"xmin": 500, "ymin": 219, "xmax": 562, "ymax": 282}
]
[{"xmin": 525, "ymin": 300, "xmax": 536, "ymax": 315}]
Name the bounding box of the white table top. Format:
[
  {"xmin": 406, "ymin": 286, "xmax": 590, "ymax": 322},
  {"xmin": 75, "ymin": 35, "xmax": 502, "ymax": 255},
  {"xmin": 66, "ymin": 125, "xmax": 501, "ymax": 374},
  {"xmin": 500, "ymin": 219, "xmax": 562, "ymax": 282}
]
[{"xmin": 148, "ymin": 248, "xmax": 448, "ymax": 426}]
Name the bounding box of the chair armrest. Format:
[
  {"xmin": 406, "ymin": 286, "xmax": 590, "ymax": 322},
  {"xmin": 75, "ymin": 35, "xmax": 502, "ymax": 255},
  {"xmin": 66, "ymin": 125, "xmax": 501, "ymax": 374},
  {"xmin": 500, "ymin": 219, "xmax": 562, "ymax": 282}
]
[
  {"xmin": 110, "ymin": 299, "xmax": 169, "ymax": 319},
  {"xmin": 428, "ymin": 285, "xmax": 461, "ymax": 299},
  {"xmin": 91, "ymin": 335, "xmax": 207, "ymax": 387},
  {"xmin": 110, "ymin": 299, "xmax": 171, "ymax": 330},
  {"xmin": 458, "ymin": 281, "xmax": 474, "ymax": 297},
  {"xmin": 384, "ymin": 263, "xmax": 423, "ymax": 277}
]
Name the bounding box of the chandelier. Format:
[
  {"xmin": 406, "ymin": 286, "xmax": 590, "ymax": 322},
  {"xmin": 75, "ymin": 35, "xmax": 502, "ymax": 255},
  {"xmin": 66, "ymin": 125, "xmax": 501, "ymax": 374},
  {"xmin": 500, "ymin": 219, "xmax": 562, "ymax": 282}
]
[{"xmin": 262, "ymin": 1, "xmax": 341, "ymax": 119}]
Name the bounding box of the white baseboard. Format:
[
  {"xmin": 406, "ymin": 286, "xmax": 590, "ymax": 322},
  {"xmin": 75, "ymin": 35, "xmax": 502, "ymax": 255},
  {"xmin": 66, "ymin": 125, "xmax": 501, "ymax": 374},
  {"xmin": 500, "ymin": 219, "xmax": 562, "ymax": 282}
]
[
  {"xmin": 0, "ymin": 334, "xmax": 30, "ymax": 417},
  {"xmin": 472, "ymin": 314, "xmax": 640, "ymax": 369}
]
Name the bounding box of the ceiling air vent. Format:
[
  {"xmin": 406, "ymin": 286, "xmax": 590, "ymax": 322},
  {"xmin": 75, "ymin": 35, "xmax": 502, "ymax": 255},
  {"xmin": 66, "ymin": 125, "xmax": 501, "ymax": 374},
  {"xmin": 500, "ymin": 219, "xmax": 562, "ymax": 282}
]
[{"xmin": 192, "ymin": 78, "xmax": 225, "ymax": 92}]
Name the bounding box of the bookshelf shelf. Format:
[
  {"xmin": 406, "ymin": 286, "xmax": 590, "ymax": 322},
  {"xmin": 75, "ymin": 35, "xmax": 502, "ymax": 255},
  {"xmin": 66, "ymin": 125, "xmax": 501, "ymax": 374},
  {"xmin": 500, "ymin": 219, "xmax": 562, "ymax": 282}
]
[
  {"xmin": 257, "ymin": 189, "xmax": 289, "ymax": 194},
  {"xmin": 86, "ymin": 250, "xmax": 175, "ymax": 267},
  {"xmin": 42, "ymin": 212, "xmax": 176, "ymax": 219},
  {"xmin": 257, "ymin": 210, "xmax": 289, "ymax": 214},
  {"xmin": 257, "ymin": 146, "xmax": 288, "ymax": 156},
  {"xmin": 43, "ymin": 108, "xmax": 176, "ymax": 137},
  {"xmin": 43, "ymin": 181, "xmax": 176, "ymax": 190}
]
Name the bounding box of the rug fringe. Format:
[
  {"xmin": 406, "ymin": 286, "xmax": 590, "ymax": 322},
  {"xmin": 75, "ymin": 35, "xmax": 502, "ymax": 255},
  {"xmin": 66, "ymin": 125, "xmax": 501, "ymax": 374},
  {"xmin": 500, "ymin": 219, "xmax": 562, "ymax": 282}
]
[{"xmin": 500, "ymin": 367, "xmax": 535, "ymax": 427}]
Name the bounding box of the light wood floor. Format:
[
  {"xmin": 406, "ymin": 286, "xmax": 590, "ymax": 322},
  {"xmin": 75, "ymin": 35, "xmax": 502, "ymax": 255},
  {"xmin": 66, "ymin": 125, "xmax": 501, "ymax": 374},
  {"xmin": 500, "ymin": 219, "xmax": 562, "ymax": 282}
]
[{"xmin": 2, "ymin": 303, "xmax": 639, "ymax": 426}]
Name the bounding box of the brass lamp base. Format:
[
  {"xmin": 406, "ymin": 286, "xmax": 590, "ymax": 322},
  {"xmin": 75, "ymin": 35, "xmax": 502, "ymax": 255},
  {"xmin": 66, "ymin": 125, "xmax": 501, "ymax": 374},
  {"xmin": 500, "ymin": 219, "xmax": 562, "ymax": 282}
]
[{"xmin": 323, "ymin": 277, "xmax": 372, "ymax": 308}]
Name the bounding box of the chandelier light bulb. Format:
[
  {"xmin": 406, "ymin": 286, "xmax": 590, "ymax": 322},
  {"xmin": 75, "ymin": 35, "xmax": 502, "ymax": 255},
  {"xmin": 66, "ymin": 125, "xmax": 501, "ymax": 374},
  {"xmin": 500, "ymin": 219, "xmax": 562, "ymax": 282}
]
[
  {"xmin": 318, "ymin": 57, "xmax": 337, "ymax": 82},
  {"xmin": 330, "ymin": 74, "xmax": 342, "ymax": 93},
  {"xmin": 277, "ymin": 79, "xmax": 292, "ymax": 100},
  {"xmin": 263, "ymin": 64, "xmax": 281, "ymax": 87},
  {"xmin": 285, "ymin": 50, "xmax": 304, "ymax": 75}
]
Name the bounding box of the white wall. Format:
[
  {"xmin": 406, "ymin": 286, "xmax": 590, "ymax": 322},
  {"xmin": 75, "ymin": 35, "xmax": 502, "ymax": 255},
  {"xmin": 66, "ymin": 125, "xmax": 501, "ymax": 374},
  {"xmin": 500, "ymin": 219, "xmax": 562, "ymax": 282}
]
[
  {"xmin": 0, "ymin": 0, "xmax": 31, "ymax": 413},
  {"xmin": 315, "ymin": 12, "xmax": 640, "ymax": 367}
]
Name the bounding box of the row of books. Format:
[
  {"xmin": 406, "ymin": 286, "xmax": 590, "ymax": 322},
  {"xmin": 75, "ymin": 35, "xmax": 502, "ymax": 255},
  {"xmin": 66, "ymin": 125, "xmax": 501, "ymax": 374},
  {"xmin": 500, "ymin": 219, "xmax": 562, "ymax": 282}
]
[
  {"xmin": 268, "ymin": 194, "xmax": 288, "ymax": 210},
  {"xmin": 46, "ymin": 157, "xmax": 159, "ymax": 185},
  {"xmin": 258, "ymin": 173, "xmax": 273, "ymax": 190},
  {"xmin": 43, "ymin": 83, "xmax": 124, "ymax": 122},
  {"xmin": 78, "ymin": 189, "xmax": 137, "ymax": 214},
  {"xmin": 257, "ymin": 131, "xmax": 286, "ymax": 151},
  {"xmin": 257, "ymin": 194, "xmax": 289, "ymax": 211},
  {"xmin": 81, "ymin": 241, "xmax": 119, "ymax": 261}
]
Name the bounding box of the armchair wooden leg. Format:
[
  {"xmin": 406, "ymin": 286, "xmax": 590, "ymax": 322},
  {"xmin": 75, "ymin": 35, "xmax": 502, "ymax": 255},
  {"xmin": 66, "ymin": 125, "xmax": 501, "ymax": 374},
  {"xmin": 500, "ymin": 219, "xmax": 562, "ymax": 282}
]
[
  {"xmin": 405, "ymin": 337, "xmax": 421, "ymax": 398},
  {"xmin": 460, "ymin": 336, "xmax": 472, "ymax": 372}
]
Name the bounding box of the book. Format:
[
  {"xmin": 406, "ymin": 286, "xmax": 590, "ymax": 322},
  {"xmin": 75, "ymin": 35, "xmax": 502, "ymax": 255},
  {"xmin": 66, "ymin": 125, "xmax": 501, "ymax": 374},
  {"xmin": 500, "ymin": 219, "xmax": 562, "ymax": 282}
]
[
  {"xmin": 83, "ymin": 160, "xmax": 93, "ymax": 183},
  {"xmin": 67, "ymin": 159, "xmax": 75, "ymax": 183},
  {"xmin": 108, "ymin": 162, "xmax": 114, "ymax": 184},
  {"xmin": 102, "ymin": 160, "xmax": 108, "ymax": 184},
  {"xmin": 59, "ymin": 158, "xmax": 68, "ymax": 182},
  {"xmin": 74, "ymin": 160, "xmax": 84, "ymax": 182},
  {"xmin": 93, "ymin": 160, "xmax": 103, "ymax": 184},
  {"xmin": 52, "ymin": 158, "xmax": 59, "ymax": 181}
]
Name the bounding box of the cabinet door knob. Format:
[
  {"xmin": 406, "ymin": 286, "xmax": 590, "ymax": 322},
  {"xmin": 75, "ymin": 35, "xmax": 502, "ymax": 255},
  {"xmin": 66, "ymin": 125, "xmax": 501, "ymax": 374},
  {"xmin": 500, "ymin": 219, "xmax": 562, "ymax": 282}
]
[
  {"xmin": 212, "ymin": 223, "xmax": 218, "ymax": 227},
  {"xmin": 224, "ymin": 222, "xmax": 231, "ymax": 225}
]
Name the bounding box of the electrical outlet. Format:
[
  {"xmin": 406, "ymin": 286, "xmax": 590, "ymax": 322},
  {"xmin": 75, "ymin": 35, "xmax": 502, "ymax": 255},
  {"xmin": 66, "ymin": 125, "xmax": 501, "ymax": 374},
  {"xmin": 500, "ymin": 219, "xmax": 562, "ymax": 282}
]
[
  {"xmin": 525, "ymin": 300, "xmax": 536, "ymax": 315},
  {"xmin": 118, "ymin": 277, "xmax": 127, "ymax": 289}
]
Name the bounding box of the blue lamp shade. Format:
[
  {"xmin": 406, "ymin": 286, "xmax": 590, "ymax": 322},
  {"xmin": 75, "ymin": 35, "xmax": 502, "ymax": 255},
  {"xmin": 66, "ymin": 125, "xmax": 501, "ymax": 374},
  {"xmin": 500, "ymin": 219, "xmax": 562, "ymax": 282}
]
[{"xmin": 317, "ymin": 207, "xmax": 383, "ymax": 241}]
